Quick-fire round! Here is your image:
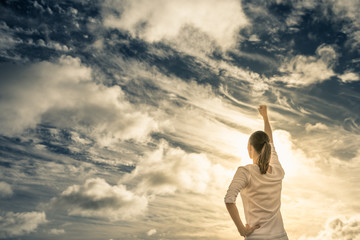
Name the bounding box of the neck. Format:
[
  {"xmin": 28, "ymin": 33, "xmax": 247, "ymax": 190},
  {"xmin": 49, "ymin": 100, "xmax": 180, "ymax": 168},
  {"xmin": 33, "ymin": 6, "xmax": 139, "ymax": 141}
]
[{"xmin": 252, "ymin": 153, "xmax": 259, "ymax": 164}]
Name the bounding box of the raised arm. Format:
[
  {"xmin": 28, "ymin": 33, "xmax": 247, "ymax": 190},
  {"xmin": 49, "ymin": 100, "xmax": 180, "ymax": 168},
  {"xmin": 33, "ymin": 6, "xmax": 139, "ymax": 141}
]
[{"xmin": 258, "ymin": 105, "xmax": 273, "ymax": 143}]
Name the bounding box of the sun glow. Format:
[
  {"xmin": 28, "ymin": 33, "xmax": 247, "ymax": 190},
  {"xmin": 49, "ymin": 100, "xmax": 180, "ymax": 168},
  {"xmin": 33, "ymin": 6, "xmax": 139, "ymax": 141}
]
[{"xmin": 273, "ymin": 130, "xmax": 304, "ymax": 177}]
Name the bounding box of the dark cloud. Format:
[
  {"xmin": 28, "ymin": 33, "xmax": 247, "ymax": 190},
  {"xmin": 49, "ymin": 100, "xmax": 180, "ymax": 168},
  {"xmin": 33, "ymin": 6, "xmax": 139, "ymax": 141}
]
[{"xmin": 54, "ymin": 178, "xmax": 148, "ymax": 221}]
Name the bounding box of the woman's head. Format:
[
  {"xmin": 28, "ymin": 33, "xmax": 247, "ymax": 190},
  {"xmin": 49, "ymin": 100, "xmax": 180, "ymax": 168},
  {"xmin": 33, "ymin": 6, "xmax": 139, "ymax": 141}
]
[{"xmin": 248, "ymin": 130, "xmax": 271, "ymax": 174}]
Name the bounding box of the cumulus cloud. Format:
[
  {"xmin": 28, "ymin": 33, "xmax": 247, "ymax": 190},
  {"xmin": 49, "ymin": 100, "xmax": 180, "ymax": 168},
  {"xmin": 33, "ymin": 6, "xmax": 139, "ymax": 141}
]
[
  {"xmin": 0, "ymin": 211, "xmax": 47, "ymax": 238},
  {"xmin": 102, "ymin": 0, "xmax": 248, "ymax": 50},
  {"xmin": 338, "ymin": 71, "xmax": 360, "ymax": 83},
  {"xmin": 55, "ymin": 178, "xmax": 148, "ymax": 221},
  {"xmin": 305, "ymin": 122, "xmax": 328, "ymax": 132},
  {"xmin": 299, "ymin": 215, "xmax": 360, "ymax": 240},
  {"xmin": 147, "ymin": 228, "xmax": 157, "ymax": 236},
  {"xmin": 0, "ymin": 55, "xmax": 158, "ymax": 146},
  {"xmin": 0, "ymin": 182, "xmax": 13, "ymax": 198},
  {"xmin": 0, "ymin": 55, "xmax": 90, "ymax": 135},
  {"xmin": 121, "ymin": 140, "xmax": 231, "ymax": 195},
  {"xmin": 271, "ymin": 44, "xmax": 337, "ymax": 86}
]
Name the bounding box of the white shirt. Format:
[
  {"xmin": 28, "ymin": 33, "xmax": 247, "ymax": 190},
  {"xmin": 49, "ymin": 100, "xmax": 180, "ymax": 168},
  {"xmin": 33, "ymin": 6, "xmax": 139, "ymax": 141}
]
[{"xmin": 224, "ymin": 143, "xmax": 288, "ymax": 240}]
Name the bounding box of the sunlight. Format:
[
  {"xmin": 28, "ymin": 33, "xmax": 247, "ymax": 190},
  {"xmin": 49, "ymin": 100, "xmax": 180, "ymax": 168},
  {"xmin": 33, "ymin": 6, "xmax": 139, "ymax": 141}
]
[{"xmin": 273, "ymin": 130, "xmax": 302, "ymax": 177}]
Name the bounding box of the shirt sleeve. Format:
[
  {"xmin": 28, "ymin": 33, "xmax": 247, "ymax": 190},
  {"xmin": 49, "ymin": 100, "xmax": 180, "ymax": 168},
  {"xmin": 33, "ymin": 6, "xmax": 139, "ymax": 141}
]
[{"xmin": 224, "ymin": 166, "xmax": 250, "ymax": 203}]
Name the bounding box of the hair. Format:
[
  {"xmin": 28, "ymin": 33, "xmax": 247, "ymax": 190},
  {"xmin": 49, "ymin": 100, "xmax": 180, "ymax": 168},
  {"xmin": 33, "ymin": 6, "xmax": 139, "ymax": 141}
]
[{"xmin": 249, "ymin": 130, "xmax": 271, "ymax": 174}]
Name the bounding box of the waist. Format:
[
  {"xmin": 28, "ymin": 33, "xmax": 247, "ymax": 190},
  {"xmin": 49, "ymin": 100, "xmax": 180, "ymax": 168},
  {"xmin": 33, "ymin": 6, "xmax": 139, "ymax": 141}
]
[
  {"xmin": 245, "ymin": 211, "xmax": 286, "ymax": 239},
  {"xmin": 245, "ymin": 232, "xmax": 288, "ymax": 240}
]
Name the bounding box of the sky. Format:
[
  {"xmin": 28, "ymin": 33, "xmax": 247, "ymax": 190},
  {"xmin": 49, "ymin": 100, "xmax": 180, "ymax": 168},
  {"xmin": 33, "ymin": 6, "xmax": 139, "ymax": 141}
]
[{"xmin": 0, "ymin": 0, "xmax": 360, "ymax": 239}]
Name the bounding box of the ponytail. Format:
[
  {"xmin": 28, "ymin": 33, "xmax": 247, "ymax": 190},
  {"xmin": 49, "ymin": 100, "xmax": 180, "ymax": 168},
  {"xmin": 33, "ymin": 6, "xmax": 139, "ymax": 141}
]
[
  {"xmin": 249, "ymin": 130, "xmax": 271, "ymax": 174},
  {"xmin": 258, "ymin": 142, "xmax": 271, "ymax": 174}
]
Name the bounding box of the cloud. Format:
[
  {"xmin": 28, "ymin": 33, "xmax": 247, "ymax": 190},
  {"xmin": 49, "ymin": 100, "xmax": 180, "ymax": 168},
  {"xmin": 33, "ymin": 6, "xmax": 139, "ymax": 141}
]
[
  {"xmin": 0, "ymin": 55, "xmax": 91, "ymax": 135},
  {"xmin": 102, "ymin": 0, "xmax": 248, "ymax": 50},
  {"xmin": 270, "ymin": 1, "xmax": 360, "ymax": 52},
  {"xmin": 55, "ymin": 178, "xmax": 148, "ymax": 221},
  {"xmin": 49, "ymin": 228, "xmax": 65, "ymax": 235},
  {"xmin": 305, "ymin": 122, "xmax": 328, "ymax": 132},
  {"xmin": 32, "ymin": 38, "xmax": 70, "ymax": 51},
  {"xmin": 0, "ymin": 182, "xmax": 13, "ymax": 198},
  {"xmin": 271, "ymin": 44, "xmax": 337, "ymax": 86},
  {"xmin": 121, "ymin": 139, "xmax": 231, "ymax": 195},
  {"xmin": 0, "ymin": 211, "xmax": 47, "ymax": 238},
  {"xmin": 0, "ymin": 21, "xmax": 23, "ymax": 59},
  {"xmin": 299, "ymin": 215, "xmax": 360, "ymax": 240},
  {"xmin": 338, "ymin": 71, "xmax": 360, "ymax": 83},
  {"xmin": 327, "ymin": 1, "xmax": 360, "ymax": 52},
  {"xmin": 147, "ymin": 228, "xmax": 157, "ymax": 236},
  {"xmin": 0, "ymin": 55, "xmax": 158, "ymax": 146}
]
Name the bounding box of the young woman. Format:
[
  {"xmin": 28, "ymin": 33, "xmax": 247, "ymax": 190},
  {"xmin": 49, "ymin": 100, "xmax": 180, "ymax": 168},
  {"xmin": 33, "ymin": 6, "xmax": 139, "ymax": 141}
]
[{"xmin": 224, "ymin": 105, "xmax": 288, "ymax": 240}]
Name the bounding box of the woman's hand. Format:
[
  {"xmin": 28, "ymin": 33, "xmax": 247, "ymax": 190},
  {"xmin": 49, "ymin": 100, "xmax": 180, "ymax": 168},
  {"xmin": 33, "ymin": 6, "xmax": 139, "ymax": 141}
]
[
  {"xmin": 239, "ymin": 224, "xmax": 260, "ymax": 237},
  {"xmin": 258, "ymin": 105, "xmax": 268, "ymax": 119}
]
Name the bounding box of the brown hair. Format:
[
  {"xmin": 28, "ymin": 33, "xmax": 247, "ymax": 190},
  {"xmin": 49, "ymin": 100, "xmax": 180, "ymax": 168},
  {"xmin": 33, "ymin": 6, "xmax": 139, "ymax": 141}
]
[{"xmin": 249, "ymin": 131, "xmax": 271, "ymax": 174}]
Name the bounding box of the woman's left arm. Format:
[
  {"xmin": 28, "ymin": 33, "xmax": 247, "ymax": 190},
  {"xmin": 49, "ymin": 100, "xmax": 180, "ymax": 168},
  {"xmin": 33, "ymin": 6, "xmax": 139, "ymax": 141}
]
[{"xmin": 225, "ymin": 203, "xmax": 260, "ymax": 237}]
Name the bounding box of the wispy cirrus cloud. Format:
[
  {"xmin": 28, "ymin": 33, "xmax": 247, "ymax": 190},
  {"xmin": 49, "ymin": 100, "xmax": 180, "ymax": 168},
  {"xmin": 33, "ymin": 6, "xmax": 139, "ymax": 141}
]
[
  {"xmin": 305, "ymin": 122, "xmax": 328, "ymax": 132},
  {"xmin": 271, "ymin": 44, "xmax": 337, "ymax": 86},
  {"xmin": 327, "ymin": 0, "xmax": 360, "ymax": 52}
]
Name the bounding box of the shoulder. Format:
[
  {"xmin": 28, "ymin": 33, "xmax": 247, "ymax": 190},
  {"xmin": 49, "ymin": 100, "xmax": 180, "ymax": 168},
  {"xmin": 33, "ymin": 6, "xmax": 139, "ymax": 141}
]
[
  {"xmin": 234, "ymin": 165, "xmax": 253, "ymax": 176},
  {"xmin": 240, "ymin": 164, "xmax": 259, "ymax": 174}
]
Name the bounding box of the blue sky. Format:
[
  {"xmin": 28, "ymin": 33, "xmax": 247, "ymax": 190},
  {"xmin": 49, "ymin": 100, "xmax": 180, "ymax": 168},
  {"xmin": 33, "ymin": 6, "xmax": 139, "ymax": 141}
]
[{"xmin": 0, "ymin": 0, "xmax": 360, "ymax": 239}]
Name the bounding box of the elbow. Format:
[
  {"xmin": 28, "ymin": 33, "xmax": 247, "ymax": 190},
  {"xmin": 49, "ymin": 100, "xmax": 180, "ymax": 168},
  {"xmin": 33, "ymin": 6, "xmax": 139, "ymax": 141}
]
[
  {"xmin": 224, "ymin": 196, "xmax": 236, "ymax": 205},
  {"xmin": 224, "ymin": 193, "xmax": 237, "ymax": 204}
]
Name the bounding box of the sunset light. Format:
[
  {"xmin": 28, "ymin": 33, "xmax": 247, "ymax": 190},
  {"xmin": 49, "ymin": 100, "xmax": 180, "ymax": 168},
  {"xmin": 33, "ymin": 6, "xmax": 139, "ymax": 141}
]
[{"xmin": 0, "ymin": 0, "xmax": 359, "ymax": 239}]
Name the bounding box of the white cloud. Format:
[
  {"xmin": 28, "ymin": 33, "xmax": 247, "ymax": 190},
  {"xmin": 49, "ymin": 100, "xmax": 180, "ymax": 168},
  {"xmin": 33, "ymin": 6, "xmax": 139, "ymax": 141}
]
[
  {"xmin": 147, "ymin": 228, "xmax": 157, "ymax": 236},
  {"xmin": 0, "ymin": 182, "xmax": 13, "ymax": 198},
  {"xmin": 102, "ymin": 0, "xmax": 248, "ymax": 50},
  {"xmin": 121, "ymin": 140, "xmax": 231, "ymax": 195},
  {"xmin": 49, "ymin": 228, "xmax": 65, "ymax": 235},
  {"xmin": 305, "ymin": 122, "xmax": 328, "ymax": 132},
  {"xmin": 0, "ymin": 211, "xmax": 47, "ymax": 238},
  {"xmin": 0, "ymin": 55, "xmax": 91, "ymax": 135},
  {"xmin": 248, "ymin": 34, "xmax": 260, "ymax": 42},
  {"xmin": 35, "ymin": 39, "xmax": 70, "ymax": 51},
  {"xmin": 0, "ymin": 55, "xmax": 158, "ymax": 146},
  {"xmin": 271, "ymin": 44, "xmax": 337, "ymax": 86},
  {"xmin": 55, "ymin": 178, "xmax": 148, "ymax": 221},
  {"xmin": 338, "ymin": 71, "xmax": 360, "ymax": 82},
  {"xmin": 299, "ymin": 215, "xmax": 360, "ymax": 240}
]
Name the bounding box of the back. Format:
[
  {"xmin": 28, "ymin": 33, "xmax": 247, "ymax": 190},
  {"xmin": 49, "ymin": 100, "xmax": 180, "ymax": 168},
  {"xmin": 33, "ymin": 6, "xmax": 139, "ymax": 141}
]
[{"xmin": 225, "ymin": 143, "xmax": 288, "ymax": 239}]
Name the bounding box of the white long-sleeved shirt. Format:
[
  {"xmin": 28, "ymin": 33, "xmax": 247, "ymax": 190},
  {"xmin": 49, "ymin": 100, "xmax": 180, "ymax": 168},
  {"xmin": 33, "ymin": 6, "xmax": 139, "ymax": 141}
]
[{"xmin": 224, "ymin": 143, "xmax": 288, "ymax": 240}]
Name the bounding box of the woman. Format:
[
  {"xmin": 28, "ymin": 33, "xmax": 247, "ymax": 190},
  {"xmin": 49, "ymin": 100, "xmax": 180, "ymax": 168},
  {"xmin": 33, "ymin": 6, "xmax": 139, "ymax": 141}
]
[{"xmin": 224, "ymin": 105, "xmax": 288, "ymax": 240}]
